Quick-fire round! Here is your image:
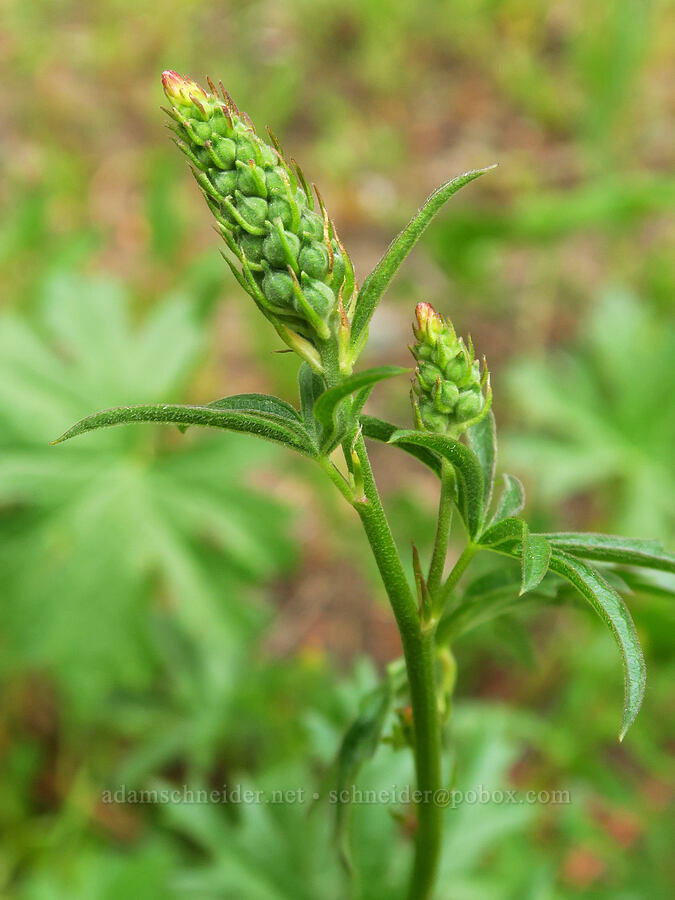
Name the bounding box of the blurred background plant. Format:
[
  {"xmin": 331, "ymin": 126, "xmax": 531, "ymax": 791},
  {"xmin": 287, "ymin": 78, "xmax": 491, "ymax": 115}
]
[{"xmin": 0, "ymin": 0, "xmax": 673, "ymax": 897}]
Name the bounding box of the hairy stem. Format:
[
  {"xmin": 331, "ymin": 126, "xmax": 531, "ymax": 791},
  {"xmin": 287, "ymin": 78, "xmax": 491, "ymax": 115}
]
[
  {"xmin": 427, "ymin": 459, "xmax": 455, "ymax": 600},
  {"xmin": 350, "ymin": 435, "xmax": 443, "ymax": 900},
  {"xmin": 317, "ymin": 455, "xmax": 355, "ymax": 504},
  {"xmin": 438, "ymin": 542, "xmax": 478, "ymax": 611}
]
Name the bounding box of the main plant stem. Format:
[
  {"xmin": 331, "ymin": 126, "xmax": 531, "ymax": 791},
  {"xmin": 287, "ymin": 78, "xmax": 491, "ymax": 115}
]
[{"xmin": 351, "ymin": 435, "xmax": 443, "ymax": 900}]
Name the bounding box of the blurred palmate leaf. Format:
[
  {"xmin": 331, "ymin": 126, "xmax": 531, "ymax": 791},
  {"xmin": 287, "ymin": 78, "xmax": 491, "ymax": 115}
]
[
  {"xmin": 155, "ymin": 703, "xmax": 541, "ymax": 900},
  {"xmin": 0, "ymin": 274, "xmax": 295, "ymax": 715},
  {"xmin": 504, "ymin": 290, "xmax": 675, "ymax": 539}
]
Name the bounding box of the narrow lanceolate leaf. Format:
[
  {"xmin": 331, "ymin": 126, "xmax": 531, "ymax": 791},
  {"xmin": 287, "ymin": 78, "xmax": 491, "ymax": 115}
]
[
  {"xmin": 467, "ymin": 411, "xmax": 497, "ymax": 518},
  {"xmin": 313, "ymin": 366, "xmax": 409, "ymax": 432},
  {"xmin": 616, "ymin": 569, "xmax": 675, "ymax": 600},
  {"xmin": 179, "ymin": 392, "xmax": 303, "ymax": 436},
  {"xmin": 542, "ymin": 533, "xmax": 675, "ymax": 574},
  {"xmin": 388, "ymin": 429, "xmax": 484, "ymax": 538},
  {"xmin": 436, "ymin": 588, "xmax": 549, "ymax": 646},
  {"xmin": 489, "ymin": 474, "xmax": 526, "ymax": 526},
  {"xmin": 51, "ymin": 404, "xmax": 318, "ymax": 457},
  {"xmin": 298, "ymin": 362, "xmax": 326, "ymax": 437},
  {"xmin": 360, "ymin": 416, "xmax": 442, "ymax": 477},
  {"xmin": 208, "ymin": 392, "xmax": 303, "ymax": 421},
  {"xmin": 520, "ymin": 533, "xmax": 551, "ymax": 595},
  {"xmin": 479, "ymin": 516, "xmax": 527, "ymax": 549},
  {"xmin": 436, "ymin": 565, "xmax": 558, "ymax": 646},
  {"xmin": 350, "ymin": 167, "xmax": 496, "ymax": 349},
  {"xmin": 549, "ymin": 552, "xmax": 646, "ymax": 741},
  {"xmin": 335, "ymin": 681, "xmax": 393, "ymax": 871}
]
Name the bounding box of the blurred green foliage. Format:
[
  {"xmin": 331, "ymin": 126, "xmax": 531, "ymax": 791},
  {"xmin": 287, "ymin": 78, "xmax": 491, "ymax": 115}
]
[
  {"xmin": 505, "ymin": 290, "xmax": 675, "ymax": 540},
  {"xmin": 1, "ymin": 0, "xmax": 673, "ymax": 897}
]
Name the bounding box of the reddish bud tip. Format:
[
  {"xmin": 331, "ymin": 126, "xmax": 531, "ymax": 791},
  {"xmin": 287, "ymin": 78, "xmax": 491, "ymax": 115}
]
[
  {"xmin": 413, "ymin": 302, "xmax": 443, "ymax": 342},
  {"xmin": 161, "ymin": 70, "xmax": 183, "ymax": 96},
  {"xmin": 161, "ymin": 70, "xmax": 208, "ymax": 106}
]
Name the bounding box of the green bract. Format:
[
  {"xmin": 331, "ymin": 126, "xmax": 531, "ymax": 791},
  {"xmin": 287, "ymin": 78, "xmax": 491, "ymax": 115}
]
[
  {"xmin": 162, "ymin": 71, "xmax": 356, "ymax": 377},
  {"xmin": 410, "ymin": 302, "xmax": 491, "ymax": 436}
]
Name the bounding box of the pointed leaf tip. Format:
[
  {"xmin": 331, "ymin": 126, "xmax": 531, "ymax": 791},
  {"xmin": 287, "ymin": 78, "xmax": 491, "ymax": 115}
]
[
  {"xmin": 520, "ymin": 533, "xmax": 551, "ymax": 595},
  {"xmin": 50, "ymin": 402, "xmax": 318, "ymax": 457},
  {"xmin": 351, "ymin": 165, "xmax": 497, "ymax": 349},
  {"xmin": 549, "ymin": 552, "xmax": 646, "ymax": 740}
]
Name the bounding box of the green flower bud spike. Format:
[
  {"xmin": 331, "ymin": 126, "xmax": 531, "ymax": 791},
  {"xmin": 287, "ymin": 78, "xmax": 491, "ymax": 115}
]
[
  {"xmin": 162, "ymin": 71, "xmax": 357, "ymax": 379},
  {"xmin": 410, "ymin": 302, "xmax": 491, "ymax": 436}
]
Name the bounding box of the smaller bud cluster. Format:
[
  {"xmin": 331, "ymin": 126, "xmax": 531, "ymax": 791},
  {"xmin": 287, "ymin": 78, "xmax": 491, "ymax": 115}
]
[{"xmin": 410, "ymin": 302, "xmax": 491, "ymax": 436}]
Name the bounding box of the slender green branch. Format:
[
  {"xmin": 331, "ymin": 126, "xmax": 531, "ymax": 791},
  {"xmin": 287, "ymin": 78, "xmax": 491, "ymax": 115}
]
[
  {"xmin": 427, "ymin": 459, "xmax": 455, "ymax": 598},
  {"xmin": 350, "ymin": 435, "xmax": 444, "ymax": 900},
  {"xmin": 317, "ymin": 455, "xmax": 355, "ymax": 504},
  {"xmin": 437, "ymin": 542, "xmax": 478, "ymax": 613}
]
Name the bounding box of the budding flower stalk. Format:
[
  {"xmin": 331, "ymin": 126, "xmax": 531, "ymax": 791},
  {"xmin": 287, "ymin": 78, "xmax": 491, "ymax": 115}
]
[
  {"xmin": 410, "ymin": 302, "xmax": 491, "ymax": 436},
  {"xmin": 162, "ymin": 71, "xmax": 357, "ymax": 377}
]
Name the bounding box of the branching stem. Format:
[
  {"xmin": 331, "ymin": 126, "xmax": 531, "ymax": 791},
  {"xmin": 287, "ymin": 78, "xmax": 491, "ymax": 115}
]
[
  {"xmin": 427, "ymin": 459, "xmax": 455, "ymax": 600},
  {"xmin": 329, "ymin": 434, "xmax": 444, "ymax": 900},
  {"xmin": 438, "ymin": 542, "xmax": 478, "ymax": 610}
]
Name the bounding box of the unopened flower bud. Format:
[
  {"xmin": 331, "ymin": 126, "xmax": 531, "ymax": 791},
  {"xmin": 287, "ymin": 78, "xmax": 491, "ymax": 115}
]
[
  {"xmin": 162, "ymin": 71, "xmax": 358, "ymax": 375},
  {"xmin": 410, "ymin": 302, "xmax": 491, "ymax": 436},
  {"xmin": 298, "ymin": 242, "xmax": 330, "ymax": 280}
]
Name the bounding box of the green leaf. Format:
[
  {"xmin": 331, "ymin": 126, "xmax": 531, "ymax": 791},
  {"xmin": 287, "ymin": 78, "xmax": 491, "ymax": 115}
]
[
  {"xmin": 52, "ymin": 403, "xmax": 318, "ymax": 457},
  {"xmin": 479, "ymin": 517, "xmax": 527, "ymax": 549},
  {"xmin": 489, "ymin": 474, "xmax": 525, "ymax": 526},
  {"xmin": 350, "ymin": 166, "xmax": 496, "ymax": 349},
  {"xmin": 388, "ymin": 430, "xmax": 484, "ymax": 538},
  {"xmin": 463, "ymin": 566, "xmax": 523, "ymax": 600},
  {"xmin": 541, "ymin": 532, "xmax": 675, "ymax": 574},
  {"xmin": 176, "ymin": 391, "xmax": 303, "ymax": 440},
  {"xmin": 313, "ymin": 366, "xmax": 409, "ymax": 445},
  {"xmin": 520, "ymin": 533, "xmax": 551, "ymax": 595},
  {"xmin": 360, "ymin": 416, "xmax": 442, "ymax": 477},
  {"xmin": 467, "ymin": 411, "xmax": 497, "ymax": 518},
  {"xmin": 334, "ymin": 680, "xmax": 393, "ymax": 871},
  {"xmin": 208, "ymin": 392, "xmax": 303, "ymax": 422},
  {"xmin": 436, "ymin": 562, "xmax": 557, "ymax": 645},
  {"xmin": 615, "ymin": 569, "xmax": 675, "ymax": 600},
  {"xmin": 298, "ymin": 362, "xmax": 326, "ymax": 436},
  {"xmin": 548, "ymin": 552, "xmax": 646, "ymax": 740}
]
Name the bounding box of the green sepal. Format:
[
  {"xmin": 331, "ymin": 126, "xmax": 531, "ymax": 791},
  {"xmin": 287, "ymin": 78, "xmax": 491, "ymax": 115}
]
[
  {"xmin": 350, "ymin": 166, "xmax": 496, "ymax": 350},
  {"xmin": 52, "ymin": 403, "xmax": 318, "ymax": 457},
  {"xmin": 540, "ymin": 533, "xmax": 675, "ymax": 574},
  {"xmin": 359, "ymin": 416, "xmax": 442, "ymax": 477},
  {"xmin": 388, "ymin": 429, "xmax": 484, "ymax": 538},
  {"xmin": 548, "ymin": 551, "xmax": 646, "ymax": 741}
]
